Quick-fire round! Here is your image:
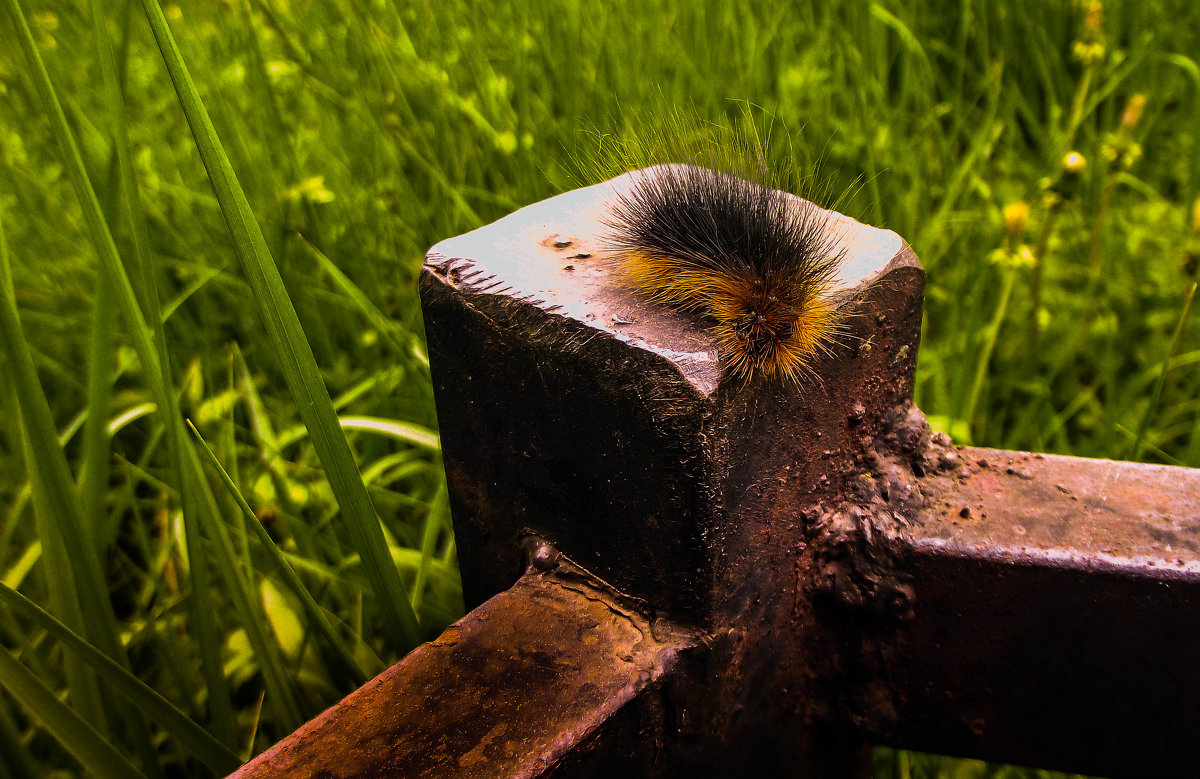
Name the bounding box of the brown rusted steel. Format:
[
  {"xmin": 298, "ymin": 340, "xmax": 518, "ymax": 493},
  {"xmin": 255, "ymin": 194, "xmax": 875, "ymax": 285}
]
[
  {"xmin": 242, "ymin": 170, "xmax": 1200, "ymax": 778},
  {"xmin": 419, "ymin": 170, "xmax": 920, "ymax": 775},
  {"xmin": 844, "ymin": 446, "xmax": 1200, "ymax": 778},
  {"xmin": 232, "ymin": 555, "xmax": 694, "ymax": 778}
]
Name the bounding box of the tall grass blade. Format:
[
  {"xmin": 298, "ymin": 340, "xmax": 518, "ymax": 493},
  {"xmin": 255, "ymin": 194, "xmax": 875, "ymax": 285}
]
[
  {"xmin": 0, "ymin": 581, "xmax": 242, "ymax": 775},
  {"xmin": 184, "ymin": 444, "xmax": 307, "ymax": 732},
  {"xmin": 79, "ymin": 230, "xmax": 117, "ymax": 547},
  {"xmin": 962, "ymin": 267, "xmax": 1017, "ymax": 438},
  {"xmin": 0, "ymin": 211, "xmax": 108, "ymax": 733},
  {"xmin": 1129, "ymin": 283, "xmax": 1197, "ymax": 460},
  {"xmin": 5, "ymin": 0, "xmax": 237, "ymax": 752},
  {"xmin": 279, "ymin": 416, "xmax": 441, "ymax": 453},
  {"xmin": 80, "ymin": 0, "xmax": 159, "ymax": 553},
  {"xmin": 15, "ymin": 418, "xmax": 107, "ymax": 732},
  {"xmin": 411, "ymin": 483, "xmax": 448, "ymax": 615},
  {"xmin": 0, "ymin": 700, "xmax": 39, "ymax": 778},
  {"xmin": 177, "ymin": 458, "xmax": 240, "ymax": 747},
  {"xmin": 0, "ymin": 648, "xmax": 145, "ymax": 779},
  {"xmin": 189, "ymin": 421, "xmax": 370, "ymax": 685},
  {"xmin": 139, "ymin": 0, "xmax": 422, "ymax": 652}
]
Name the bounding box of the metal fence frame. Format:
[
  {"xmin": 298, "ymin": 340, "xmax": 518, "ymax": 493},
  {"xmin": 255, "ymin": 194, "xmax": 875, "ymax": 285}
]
[{"xmin": 236, "ymin": 176, "xmax": 1200, "ymax": 779}]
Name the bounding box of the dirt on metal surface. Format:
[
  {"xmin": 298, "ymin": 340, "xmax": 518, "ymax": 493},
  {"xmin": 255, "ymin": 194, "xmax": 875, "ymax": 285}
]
[
  {"xmin": 232, "ymin": 558, "xmax": 695, "ymax": 779},
  {"xmin": 915, "ymin": 447, "xmax": 1200, "ymax": 572}
]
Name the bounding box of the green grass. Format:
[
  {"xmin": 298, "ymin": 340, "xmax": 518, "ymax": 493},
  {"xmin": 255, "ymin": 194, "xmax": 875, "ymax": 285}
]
[{"xmin": 0, "ymin": 0, "xmax": 1197, "ymax": 776}]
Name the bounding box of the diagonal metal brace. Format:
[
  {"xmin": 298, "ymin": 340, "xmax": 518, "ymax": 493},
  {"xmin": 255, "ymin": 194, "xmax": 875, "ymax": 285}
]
[{"xmin": 232, "ymin": 552, "xmax": 694, "ymax": 778}]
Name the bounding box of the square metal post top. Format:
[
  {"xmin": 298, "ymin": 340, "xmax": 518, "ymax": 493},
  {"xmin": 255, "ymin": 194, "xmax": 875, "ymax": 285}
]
[
  {"xmin": 419, "ymin": 168, "xmax": 924, "ymax": 626},
  {"xmin": 425, "ymin": 168, "xmax": 912, "ymax": 396}
]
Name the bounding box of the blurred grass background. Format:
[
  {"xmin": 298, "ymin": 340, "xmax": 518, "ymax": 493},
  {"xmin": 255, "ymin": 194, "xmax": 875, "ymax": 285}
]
[{"xmin": 0, "ymin": 0, "xmax": 1197, "ymax": 775}]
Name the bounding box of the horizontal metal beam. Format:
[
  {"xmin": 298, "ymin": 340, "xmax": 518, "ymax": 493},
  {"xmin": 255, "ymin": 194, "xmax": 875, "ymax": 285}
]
[
  {"xmin": 232, "ymin": 556, "xmax": 695, "ymax": 778},
  {"xmin": 864, "ymin": 447, "xmax": 1200, "ymax": 777}
]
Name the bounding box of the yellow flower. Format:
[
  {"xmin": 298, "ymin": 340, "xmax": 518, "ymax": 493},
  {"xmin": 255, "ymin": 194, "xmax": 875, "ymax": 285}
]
[
  {"xmin": 1003, "ymin": 201, "xmax": 1030, "ymax": 237},
  {"xmin": 988, "ymin": 244, "xmax": 1036, "ymax": 269},
  {"xmin": 1082, "ymin": 0, "xmax": 1103, "ymax": 33},
  {"xmin": 1121, "ymin": 94, "xmax": 1147, "ymax": 131},
  {"xmin": 1013, "ymin": 244, "xmax": 1036, "ymax": 268},
  {"xmin": 281, "ymin": 176, "xmax": 335, "ymax": 205},
  {"xmin": 1062, "ymin": 151, "xmax": 1087, "ymax": 175}
]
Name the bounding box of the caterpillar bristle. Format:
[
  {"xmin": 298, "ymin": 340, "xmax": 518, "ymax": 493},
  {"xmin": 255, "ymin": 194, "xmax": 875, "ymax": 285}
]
[{"xmin": 603, "ymin": 164, "xmax": 847, "ymax": 385}]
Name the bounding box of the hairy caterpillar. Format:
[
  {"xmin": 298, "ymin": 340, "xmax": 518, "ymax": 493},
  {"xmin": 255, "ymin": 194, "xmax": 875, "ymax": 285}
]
[{"xmin": 601, "ymin": 163, "xmax": 847, "ymax": 384}]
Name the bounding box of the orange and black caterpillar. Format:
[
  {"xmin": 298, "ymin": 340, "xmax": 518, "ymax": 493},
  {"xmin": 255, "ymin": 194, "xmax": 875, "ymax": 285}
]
[{"xmin": 603, "ymin": 164, "xmax": 846, "ymax": 384}]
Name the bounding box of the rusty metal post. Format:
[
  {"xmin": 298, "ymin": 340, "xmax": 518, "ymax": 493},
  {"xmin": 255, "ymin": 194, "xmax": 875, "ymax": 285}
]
[
  {"xmin": 234, "ymin": 171, "xmax": 917, "ymax": 777},
  {"xmin": 417, "ymin": 171, "xmax": 923, "ymax": 776}
]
